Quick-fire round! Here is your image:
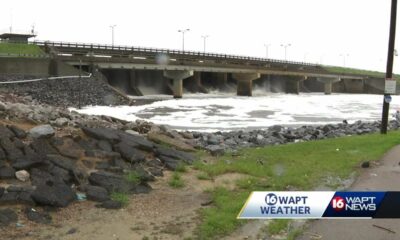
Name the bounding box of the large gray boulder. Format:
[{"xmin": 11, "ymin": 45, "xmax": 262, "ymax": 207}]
[
  {"xmin": 29, "ymin": 125, "xmax": 55, "ymax": 139},
  {"xmin": 31, "ymin": 180, "xmax": 75, "ymax": 207},
  {"xmin": 113, "ymin": 142, "xmax": 145, "ymax": 163},
  {"xmin": 85, "ymin": 185, "xmax": 110, "ymax": 202},
  {"xmin": 88, "ymin": 171, "xmax": 134, "ymax": 193}
]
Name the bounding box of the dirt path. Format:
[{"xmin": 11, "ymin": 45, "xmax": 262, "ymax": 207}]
[
  {"xmin": 4, "ymin": 171, "xmax": 213, "ymax": 240},
  {"xmin": 3, "ymin": 169, "xmax": 254, "ymax": 240},
  {"xmin": 297, "ymin": 145, "xmax": 400, "ymax": 240}
]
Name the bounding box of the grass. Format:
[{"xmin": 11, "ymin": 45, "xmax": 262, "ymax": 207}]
[
  {"xmin": 0, "ymin": 42, "xmax": 44, "ymax": 55},
  {"xmin": 169, "ymin": 172, "xmax": 185, "ymax": 188},
  {"xmin": 197, "ymin": 172, "xmax": 213, "ymax": 180},
  {"xmin": 323, "ymin": 65, "xmax": 400, "ymax": 82},
  {"xmin": 195, "ymin": 131, "xmax": 400, "ymax": 239},
  {"xmin": 268, "ymin": 219, "xmax": 290, "ymax": 235},
  {"xmin": 110, "ymin": 192, "xmax": 129, "ymax": 206},
  {"xmin": 175, "ymin": 163, "xmax": 188, "ymax": 173},
  {"xmin": 124, "ymin": 171, "xmax": 141, "ymax": 184}
]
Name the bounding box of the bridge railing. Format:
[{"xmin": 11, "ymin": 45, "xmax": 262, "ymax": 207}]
[{"xmin": 28, "ymin": 40, "xmax": 319, "ymax": 67}]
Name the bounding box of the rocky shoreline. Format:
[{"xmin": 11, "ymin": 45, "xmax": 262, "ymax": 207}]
[
  {"xmin": 0, "ymin": 90, "xmax": 399, "ymax": 228},
  {"xmin": 0, "ymin": 94, "xmax": 196, "ymax": 227},
  {"xmin": 191, "ymin": 120, "xmax": 400, "ymax": 156},
  {"xmin": 0, "ymin": 74, "xmax": 130, "ymax": 107}
]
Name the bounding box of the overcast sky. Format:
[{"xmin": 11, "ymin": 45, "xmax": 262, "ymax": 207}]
[{"xmin": 1, "ymin": 0, "xmax": 399, "ymax": 73}]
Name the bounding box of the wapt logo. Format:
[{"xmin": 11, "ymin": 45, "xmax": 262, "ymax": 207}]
[
  {"xmin": 265, "ymin": 193, "xmax": 278, "ymax": 205},
  {"xmin": 331, "ymin": 196, "xmax": 346, "ymax": 211},
  {"xmin": 323, "ymin": 192, "xmax": 386, "ymax": 218}
]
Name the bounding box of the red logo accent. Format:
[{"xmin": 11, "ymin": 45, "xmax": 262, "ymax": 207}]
[{"xmin": 331, "ymin": 196, "xmax": 346, "ymax": 211}]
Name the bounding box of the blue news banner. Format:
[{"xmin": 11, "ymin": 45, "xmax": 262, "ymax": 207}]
[{"xmin": 237, "ymin": 191, "xmax": 400, "ymax": 219}]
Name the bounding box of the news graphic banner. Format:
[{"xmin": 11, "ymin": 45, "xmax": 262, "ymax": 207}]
[{"xmin": 237, "ymin": 191, "xmax": 400, "ymax": 219}]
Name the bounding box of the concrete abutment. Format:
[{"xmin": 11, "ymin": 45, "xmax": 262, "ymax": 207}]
[
  {"xmin": 163, "ymin": 70, "xmax": 194, "ymax": 98},
  {"xmin": 232, "ymin": 73, "xmax": 260, "ymax": 96}
]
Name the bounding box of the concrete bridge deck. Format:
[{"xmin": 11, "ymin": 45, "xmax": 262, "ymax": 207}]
[{"xmin": 0, "ymin": 40, "xmax": 383, "ymax": 97}]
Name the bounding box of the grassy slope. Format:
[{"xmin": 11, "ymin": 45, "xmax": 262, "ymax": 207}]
[
  {"xmin": 194, "ymin": 131, "xmax": 400, "ymax": 239},
  {"xmin": 323, "ymin": 65, "xmax": 400, "ymax": 82},
  {"xmin": 0, "ymin": 42, "xmax": 44, "ymax": 55}
]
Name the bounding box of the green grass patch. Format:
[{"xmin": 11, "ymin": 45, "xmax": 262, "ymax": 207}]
[
  {"xmin": 124, "ymin": 171, "xmax": 141, "ymax": 184},
  {"xmin": 268, "ymin": 219, "xmax": 290, "ymax": 235},
  {"xmin": 169, "ymin": 172, "xmax": 185, "ymax": 188},
  {"xmin": 197, "ymin": 172, "xmax": 212, "ymax": 180},
  {"xmin": 175, "ymin": 163, "xmax": 188, "ymax": 173},
  {"xmin": 0, "ymin": 42, "xmax": 44, "ymax": 55},
  {"xmin": 196, "ymin": 188, "xmax": 248, "ymax": 239},
  {"xmin": 110, "ymin": 192, "xmax": 129, "ymax": 206},
  {"xmin": 196, "ymin": 131, "xmax": 400, "ymax": 239},
  {"xmin": 323, "ymin": 65, "xmax": 400, "ymax": 82}
]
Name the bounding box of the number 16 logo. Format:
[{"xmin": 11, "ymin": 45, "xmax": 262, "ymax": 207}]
[{"xmin": 331, "ymin": 196, "xmax": 346, "ymax": 211}]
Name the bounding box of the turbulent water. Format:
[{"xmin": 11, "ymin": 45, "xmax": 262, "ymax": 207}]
[{"xmin": 75, "ymin": 93, "xmax": 400, "ymax": 132}]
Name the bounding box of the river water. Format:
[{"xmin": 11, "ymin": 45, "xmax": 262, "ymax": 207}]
[{"xmin": 75, "ymin": 93, "xmax": 400, "ymax": 132}]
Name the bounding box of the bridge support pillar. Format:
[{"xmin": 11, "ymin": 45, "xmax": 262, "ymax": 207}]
[
  {"xmin": 232, "ymin": 73, "xmax": 260, "ymax": 96},
  {"xmin": 285, "ymin": 78, "xmax": 300, "ymax": 94},
  {"xmin": 324, "ymin": 81, "xmax": 332, "ymax": 95},
  {"xmin": 193, "ymin": 72, "xmax": 208, "ymax": 93},
  {"xmin": 317, "ymin": 78, "xmax": 341, "ymax": 94},
  {"xmin": 216, "ymin": 72, "xmax": 228, "ymax": 90},
  {"xmin": 163, "ymin": 70, "xmax": 194, "ymax": 98},
  {"xmin": 129, "ymin": 70, "xmax": 143, "ymax": 96},
  {"xmin": 48, "ymin": 59, "xmax": 59, "ymax": 76}
]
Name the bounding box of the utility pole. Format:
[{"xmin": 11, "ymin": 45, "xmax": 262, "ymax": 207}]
[
  {"xmin": 178, "ymin": 28, "xmax": 190, "ymax": 51},
  {"xmin": 201, "ymin": 35, "xmax": 209, "ymax": 53},
  {"xmin": 381, "ymin": 0, "xmax": 397, "ymax": 134},
  {"xmin": 78, "ymin": 59, "xmax": 82, "ymax": 109},
  {"xmin": 110, "ymin": 25, "xmax": 116, "ymax": 46},
  {"xmin": 264, "ymin": 44, "xmax": 271, "ymax": 58}
]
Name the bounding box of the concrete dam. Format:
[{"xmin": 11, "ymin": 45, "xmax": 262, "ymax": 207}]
[{"xmin": 0, "ymin": 40, "xmax": 386, "ymax": 97}]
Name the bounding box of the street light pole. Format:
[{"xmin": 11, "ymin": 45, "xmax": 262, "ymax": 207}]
[
  {"xmin": 201, "ymin": 35, "xmax": 209, "ymax": 53},
  {"xmin": 110, "ymin": 25, "xmax": 116, "ymax": 46},
  {"xmin": 381, "ymin": 0, "xmax": 397, "ymax": 134},
  {"xmin": 178, "ymin": 28, "xmax": 190, "ymax": 51},
  {"xmin": 280, "ymin": 43, "xmax": 291, "ymax": 61},
  {"xmin": 264, "ymin": 44, "xmax": 271, "ymax": 58}
]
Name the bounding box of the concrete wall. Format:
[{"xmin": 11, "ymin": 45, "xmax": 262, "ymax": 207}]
[
  {"xmin": 0, "ymin": 58, "xmax": 50, "ymax": 76},
  {"xmin": 0, "ymin": 57, "xmax": 81, "ymax": 76},
  {"xmin": 101, "ymin": 69, "xmax": 170, "ymax": 96},
  {"xmin": 364, "ymin": 78, "xmax": 384, "ymax": 94},
  {"xmin": 343, "ymin": 79, "xmax": 365, "ymax": 93}
]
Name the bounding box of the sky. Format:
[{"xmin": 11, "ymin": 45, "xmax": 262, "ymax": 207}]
[{"xmin": 1, "ymin": 0, "xmax": 399, "ymax": 73}]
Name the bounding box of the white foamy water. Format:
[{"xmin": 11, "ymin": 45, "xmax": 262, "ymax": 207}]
[{"xmin": 74, "ymin": 93, "xmax": 400, "ymax": 132}]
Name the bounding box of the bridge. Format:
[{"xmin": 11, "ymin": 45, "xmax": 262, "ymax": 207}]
[{"xmin": 0, "ymin": 40, "xmax": 382, "ymax": 97}]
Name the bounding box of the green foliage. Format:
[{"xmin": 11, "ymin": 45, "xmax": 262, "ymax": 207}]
[
  {"xmin": 268, "ymin": 219, "xmax": 290, "ymax": 235},
  {"xmin": 175, "ymin": 163, "xmax": 188, "ymax": 173},
  {"xmin": 196, "ymin": 172, "xmax": 212, "ymax": 180},
  {"xmin": 169, "ymin": 172, "xmax": 185, "ymax": 188},
  {"xmin": 0, "ymin": 42, "xmax": 44, "ymax": 55},
  {"xmin": 124, "ymin": 171, "xmax": 141, "ymax": 184},
  {"xmin": 323, "ymin": 65, "xmax": 400, "ymax": 82},
  {"xmin": 196, "ymin": 188, "xmax": 248, "ymax": 239},
  {"xmin": 110, "ymin": 192, "xmax": 129, "ymax": 206}
]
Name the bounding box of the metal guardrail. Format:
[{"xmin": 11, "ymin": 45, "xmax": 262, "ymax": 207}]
[
  {"xmin": 28, "ymin": 40, "xmax": 319, "ymax": 67},
  {"xmin": 0, "ymin": 74, "xmax": 92, "ymax": 84},
  {"xmin": 0, "ymin": 52, "xmax": 49, "ymax": 58}
]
